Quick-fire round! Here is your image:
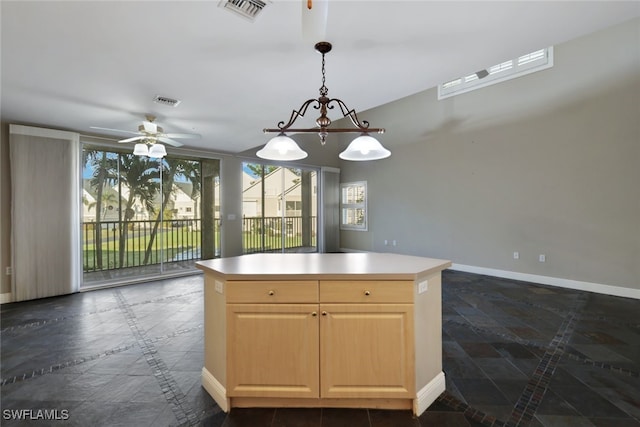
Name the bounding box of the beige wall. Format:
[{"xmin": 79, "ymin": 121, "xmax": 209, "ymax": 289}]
[
  {"xmin": 1, "ymin": 122, "xmax": 11, "ymax": 294},
  {"xmin": 340, "ymin": 19, "xmax": 640, "ymax": 291}
]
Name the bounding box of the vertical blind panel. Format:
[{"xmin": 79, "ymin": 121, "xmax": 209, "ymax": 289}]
[{"xmin": 10, "ymin": 126, "xmax": 80, "ymax": 301}]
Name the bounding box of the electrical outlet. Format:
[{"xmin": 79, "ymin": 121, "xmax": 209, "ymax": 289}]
[
  {"xmin": 5, "ymin": 267, "xmax": 11, "ymax": 276},
  {"xmin": 384, "ymin": 240, "xmax": 388, "ymax": 246},
  {"xmin": 392, "ymin": 240, "xmax": 397, "ymax": 247},
  {"xmin": 513, "ymin": 251, "xmax": 519, "ymax": 260},
  {"xmin": 214, "ymin": 280, "xmax": 224, "ymax": 294},
  {"xmin": 539, "ymin": 254, "xmax": 546, "ymax": 263},
  {"xmin": 418, "ymin": 280, "xmax": 428, "ymax": 294}
]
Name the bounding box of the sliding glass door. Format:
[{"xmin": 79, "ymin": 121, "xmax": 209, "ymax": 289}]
[
  {"xmin": 81, "ymin": 145, "xmax": 220, "ymax": 286},
  {"xmin": 242, "ymin": 163, "xmax": 317, "ymax": 254}
]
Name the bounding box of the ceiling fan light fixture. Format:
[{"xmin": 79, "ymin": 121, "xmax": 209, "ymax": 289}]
[
  {"xmin": 148, "ymin": 143, "xmax": 167, "ymax": 158},
  {"xmin": 339, "ymin": 134, "xmax": 391, "ymax": 161},
  {"xmin": 256, "ymin": 134, "xmax": 308, "ymax": 161},
  {"xmin": 133, "ymin": 143, "xmax": 149, "ymax": 156}
]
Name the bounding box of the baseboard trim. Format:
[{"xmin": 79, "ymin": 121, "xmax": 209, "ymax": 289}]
[
  {"xmin": 450, "ymin": 263, "xmax": 640, "ymax": 300},
  {"xmin": 202, "ymin": 367, "xmax": 229, "ymax": 413},
  {"xmin": 338, "ymin": 247, "xmax": 369, "ymax": 253},
  {"xmin": 414, "ymin": 372, "xmax": 446, "ymax": 416},
  {"xmin": 0, "ymin": 293, "xmax": 13, "ymax": 304}
]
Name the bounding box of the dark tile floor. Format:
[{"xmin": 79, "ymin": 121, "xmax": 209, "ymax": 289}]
[{"xmin": 1, "ymin": 271, "xmax": 638, "ymax": 427}]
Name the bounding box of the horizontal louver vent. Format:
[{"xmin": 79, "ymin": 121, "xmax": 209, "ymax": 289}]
[
  {"xmin": 219, "ymin": 0, "xmax": 268, "ymax": 21},
  {"xmin": 438, "ymin": 47, "xmax": 553, "ymax": 100}
]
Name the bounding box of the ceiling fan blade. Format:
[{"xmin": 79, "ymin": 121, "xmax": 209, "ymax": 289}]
[
  {"xmin": 90, "ymin": 126, "xmax": 141, "ymax": 136},
  {"xmin": 163, "ymin": 133, "xmax": 201, "ymax": 139},
  {"xmin": 142, "ymin": 121, "xmax": 157, "ymax": 133},
  {"xmin": 158, "ymin": 136, "xmax": 184, "ymax": 147},
  {"xmin": 119, "ymin": 136, "xmax": 144, "ymax": 143}
]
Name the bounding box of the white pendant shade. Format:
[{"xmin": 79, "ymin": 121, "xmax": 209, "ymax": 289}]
[
  {"xmin": 257, "ymin": 134, "xmax": 308, "ymax": 161},
  {"xmin": 133, "ymin": 143, "xmax": 149, "ymax": 156},
  {"xmin": 339, "ymin": 134, "xmax": 391, "ymax": 161},
  {"xmin": 147, "ymin": 143, "xmax": 167, "ymax": 158}
]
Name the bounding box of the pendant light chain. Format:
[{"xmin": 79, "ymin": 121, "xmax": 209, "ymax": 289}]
[{"xmin": 319, "ymin": 52, "xmax": 328, "ymax": 97}]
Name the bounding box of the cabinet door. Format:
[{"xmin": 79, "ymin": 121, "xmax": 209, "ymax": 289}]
[
  {"xmin": 320, "ymin": 304, "xmax": 414, "ymax": 399},
  {"xmin": 227, "ymin": 304, "xmax": 319, "ymax": 398}
]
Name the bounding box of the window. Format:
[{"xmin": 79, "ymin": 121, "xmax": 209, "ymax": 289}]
[
  {"xmin": 438, "ymin": 47, "xmax": 554, "ymax": 99},
  {"xmin": 340, "ymin": 181, "xmax": 367, "ymax": 231}
]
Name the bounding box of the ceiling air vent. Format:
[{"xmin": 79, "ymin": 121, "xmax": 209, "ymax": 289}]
[
  {"xmin": 219, "ymin": 0, "xmax": 268, "ymax": 22},
  {"xmin": 153, "ymin": 95, "xmax": 181, "ymax": 108}
]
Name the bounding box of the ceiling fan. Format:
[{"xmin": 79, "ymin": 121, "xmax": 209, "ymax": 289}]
[{"xmin": 91, "ymin": 115, "xmax": 200, "ymax": 148}]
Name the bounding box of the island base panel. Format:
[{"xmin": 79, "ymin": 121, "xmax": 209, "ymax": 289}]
[
  {"xmin": 202, "ymin": 367, "xmax": 446, "ymax": 416},
  {"xmin": 230, "ymin": 397, "xmax": 413, "ymax": 411}
]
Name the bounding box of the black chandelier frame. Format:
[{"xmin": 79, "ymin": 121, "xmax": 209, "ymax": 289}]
[{"xmin": 263, "ymin": 42, "xmax": 385, "ymax": 145}]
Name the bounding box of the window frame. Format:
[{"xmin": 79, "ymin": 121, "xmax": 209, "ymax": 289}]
[{"xmin": 340, "ymin": 181, "xmax": 368, "ymax": 231}]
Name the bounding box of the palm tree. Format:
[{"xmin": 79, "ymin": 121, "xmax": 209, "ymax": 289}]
[
  {"xmin": 144, "ymin": 158, "xmax": 200, "ymax": 264},
  {"xmin": 84, "ymin": 149, "xmax": 117, "ymax": 269},
  {"xmin": 116, "ymin": 154, "xmax": 159, "ymax": 268}
]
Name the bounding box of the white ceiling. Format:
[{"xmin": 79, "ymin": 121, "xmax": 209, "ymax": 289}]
[{"xmin": 2, "ymin": 1, "xmax": 638, "ymax": 155}]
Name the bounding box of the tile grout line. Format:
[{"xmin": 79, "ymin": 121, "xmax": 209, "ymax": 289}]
[
  {"xmin": 0, "ymin": 289, "xmax": 203, "ymax": 334},
  {"xmin": 113, "ymin": 289, "xmax": 200, "ymax": 426},
  {"xmin": 505, "ymin": 294, "xmax": 588, "ymax": 427},
  {"xmin": 0, "ymin": 324, "xmax": 203, "ymax": 387},
  {"xmin": 435, "ymin": 392, "xmax": 504, "ymax": 427},
  {"xmin": 443, "ymin": 318, "xmax": 640, "ymax": 378}
]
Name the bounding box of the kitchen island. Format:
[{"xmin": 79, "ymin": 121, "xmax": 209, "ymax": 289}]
[{"xmin": 195, "ymin": 252, "xmax": 451, "ymax": 416}]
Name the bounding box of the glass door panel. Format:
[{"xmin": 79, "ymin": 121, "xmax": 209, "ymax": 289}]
[{"xmin": 242, "ymin": 163, "xmax": 317, "ymax": 254}]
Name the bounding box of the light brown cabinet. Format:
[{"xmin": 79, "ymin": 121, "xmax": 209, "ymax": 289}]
[
  {"xmin": 319, "ymin": 303, "xmax": 414, "ymax": 399},
  {"xmin": 225, "ymin": 280, "xmax": 414, "ymax": 401},
  {"xmin": 196, "ymin": 253, "xmax": 451, "ymax": 415},
  {"xmin": 227, "ymin": 303, "xmax": 319, "ymax": 398}
]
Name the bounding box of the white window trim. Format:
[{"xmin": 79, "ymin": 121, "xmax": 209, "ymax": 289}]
[
  {"xmin": 340, "ymin": 181, "xmax": 368, "ymax": 231},
  {"xmin": 438, "ymin": 47, "xmax": 554, "ymax": 100}
]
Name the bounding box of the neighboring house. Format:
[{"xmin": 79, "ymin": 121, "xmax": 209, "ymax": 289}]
[
  {"xmin": 242, "ymin": 167, "xmax": 317, "ymax": 218},
  {"xmin": 81, "ymin": 189, "xmax": 96, "ymax": 222},
  {"xmin": 173, "ymin": 182, "xmax": 198, "ymax": 220},
  {"xmin": 82, "ymin": 180, "xmax": 124, "ymax": 222}
]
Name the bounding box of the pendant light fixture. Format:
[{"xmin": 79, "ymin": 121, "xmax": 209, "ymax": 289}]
[{"xmin": 260, "ymin": 41, "xmax": 390, "ymax": 162}]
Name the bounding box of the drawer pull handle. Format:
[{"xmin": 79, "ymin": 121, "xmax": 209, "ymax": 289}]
[
  {"xmin": 268, "ymin": 290, "xmax": 275, "ymax": 296},
  {"xmin": 322, "ymin": 311, "xmax": 328, "ymax": 316},
  {"xmin": 311, "ymin": 312, "xmax": 317, "ymax": 317},
  {"xmin": 364, "ymin": 290, "xmax": 371, "ymax": 296}
]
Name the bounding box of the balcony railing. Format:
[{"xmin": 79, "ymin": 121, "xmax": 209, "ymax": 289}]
[
  {"xmin": 82, "ymin": 219, "xmax": 216, "ymax": 273},
  {"xmin": 82, "ymin": 216, "xmax": 316, "ymax": 273},
  {"xmin": 242, "ymin": 216, "xmax": 316, "ymax": 254}
]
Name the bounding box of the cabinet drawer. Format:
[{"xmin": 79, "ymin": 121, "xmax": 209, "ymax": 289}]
[
  {"xmin": 320, "ymin": 281, "xmax": 414, "ymax": 303},
  {"xmin": 226, "ymin": 281, "xmax": 318, "ymax": 303}
]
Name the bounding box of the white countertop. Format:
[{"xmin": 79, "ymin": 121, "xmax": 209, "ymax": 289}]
[{"xmin": 196, "ymin": 252, "xmax": 451, "ymax": 281}]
